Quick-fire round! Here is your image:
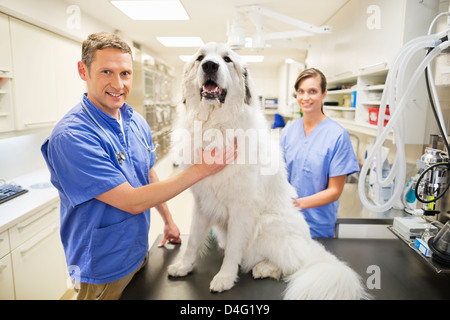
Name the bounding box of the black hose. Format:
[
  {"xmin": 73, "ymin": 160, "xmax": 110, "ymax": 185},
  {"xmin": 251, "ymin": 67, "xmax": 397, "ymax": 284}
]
[
  {"xmin": 415, "ymin": 161, "xmax": 450, "ymax": 203},
  {"xmin": 424, "ymin": 65, "xmax": 450, "ymax": 154}
]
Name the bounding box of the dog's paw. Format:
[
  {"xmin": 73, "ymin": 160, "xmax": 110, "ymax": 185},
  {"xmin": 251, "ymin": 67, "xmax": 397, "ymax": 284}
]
[
  {"xmin": 167, "ymin": 261, "xmax": 193, "ymax": 278},
  {"xmin": 209, "ymin": 273, "xmax": 237, "ymax": 292},
  {"xmin": 252, "ymin": 261, "xmax": 282, "ymax": 280}
]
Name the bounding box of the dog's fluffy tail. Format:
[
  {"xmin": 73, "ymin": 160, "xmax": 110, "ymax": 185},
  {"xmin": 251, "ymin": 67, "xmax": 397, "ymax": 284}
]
[{"xmin": 283, "ymin": 241, "xmax": 371, "ymax": 300}]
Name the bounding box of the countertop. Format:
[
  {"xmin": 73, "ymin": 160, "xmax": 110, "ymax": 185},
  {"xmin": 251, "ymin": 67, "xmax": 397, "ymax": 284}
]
[
  {"xmin": 337, "ymin": 182, "xmax": 408, "ymax": 224},
  {"xmin": 0, "ymin": 169, "xmax": 408, "ymax": 234},
  {"xmin": 121, "ymin": 234, "xmax": 450, "ymax": 300},
  {"xmin": 0, "ymin": 169, "xmax": 58, "ymax": 233}
]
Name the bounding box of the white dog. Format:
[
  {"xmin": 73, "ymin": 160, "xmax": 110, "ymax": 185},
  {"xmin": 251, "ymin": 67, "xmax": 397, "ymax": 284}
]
[{"xmin": 168, "ymin": 42, "xmax": 369, "ymax": 300}]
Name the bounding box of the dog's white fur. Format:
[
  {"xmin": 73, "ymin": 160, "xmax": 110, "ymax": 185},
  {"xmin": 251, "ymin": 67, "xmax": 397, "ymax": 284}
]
[{"xmin": 168, "ymin": 42, "xmax": 369, "ymax": 299}]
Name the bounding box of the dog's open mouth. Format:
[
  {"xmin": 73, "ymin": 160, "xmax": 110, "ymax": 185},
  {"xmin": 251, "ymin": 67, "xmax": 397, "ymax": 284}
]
[{"xmin": 201, "ymin": 80, "xmax": 227, "ymax": 103}]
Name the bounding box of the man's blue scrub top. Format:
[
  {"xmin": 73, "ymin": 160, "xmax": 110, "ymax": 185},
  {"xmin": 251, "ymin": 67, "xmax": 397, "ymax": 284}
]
[
  {"xmin": 41, "ymin": 94, "xmax": 156, "ymax": 284},
  {"xmin": 280, "ymin": 118, "xmax": 359, "ymax": 238}
]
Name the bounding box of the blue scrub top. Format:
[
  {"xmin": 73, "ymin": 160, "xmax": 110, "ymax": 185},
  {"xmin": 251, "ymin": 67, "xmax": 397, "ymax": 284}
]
[
  {"xmin": 280, "ymin": 117, "xmax": 359, "ymax": 238},
  {"xmin": 41, "ymin": 94, "xmax": 156, "ymax": 284}
]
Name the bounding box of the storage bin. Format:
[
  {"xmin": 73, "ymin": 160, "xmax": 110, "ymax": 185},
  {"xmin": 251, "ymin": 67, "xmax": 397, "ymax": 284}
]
[{"xmin": 368, "ymin": 106, "xmax": 390, "ymax": 126}]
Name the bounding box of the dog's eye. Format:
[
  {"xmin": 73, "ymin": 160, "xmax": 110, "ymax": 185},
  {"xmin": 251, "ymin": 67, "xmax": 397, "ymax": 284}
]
[
  {"xmin": 196, "ymin": 55, "xmax": 204, "ymax": 62},
  {"xmin": 223, "ymin": 56, "xmax": 232, "ymax": 63}
]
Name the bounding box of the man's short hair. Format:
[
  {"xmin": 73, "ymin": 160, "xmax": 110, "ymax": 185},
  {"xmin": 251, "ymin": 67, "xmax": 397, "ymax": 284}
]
[{"xmin": 81, "ymin": 32, "xmax": 132, "ymax": 71}]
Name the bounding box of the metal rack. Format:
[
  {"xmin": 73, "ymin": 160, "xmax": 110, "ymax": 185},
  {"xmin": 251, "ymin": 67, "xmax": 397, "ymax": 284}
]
[{"xmin": 388, "ymin": 224, "xmax": 450, "ymax": 274}]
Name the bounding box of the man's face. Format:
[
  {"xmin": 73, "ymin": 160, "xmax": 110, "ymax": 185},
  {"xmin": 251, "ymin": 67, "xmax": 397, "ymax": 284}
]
[{"xmin": 78, "ymin": 47, "xmax": 133, "ymax": 118}]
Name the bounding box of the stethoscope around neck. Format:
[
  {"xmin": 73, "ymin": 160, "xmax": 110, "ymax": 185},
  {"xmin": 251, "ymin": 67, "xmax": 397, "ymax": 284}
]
[{"xmin": 80, "ymin": 95, "xmax": 158, "ymax": 165}]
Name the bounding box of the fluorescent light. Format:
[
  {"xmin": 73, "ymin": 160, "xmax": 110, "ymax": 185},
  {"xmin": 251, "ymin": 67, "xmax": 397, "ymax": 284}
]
[
  {"xmin": 242, "ymin": 55, "xmax": 264, "ymax": 63},
  {"xmin": 179, "ymin": 55, "xmax": 264, "ymax": 63},
  {"xmin": 179, "ymin": 55, "xmax": 194, "ymax": 62},
  {"xmin": 111, "ymin": 0, "xmax": 189, "ymax": 20},
  {"xmin": 157, "ymin": 37, "xmax": 204, "ymax": 47}
]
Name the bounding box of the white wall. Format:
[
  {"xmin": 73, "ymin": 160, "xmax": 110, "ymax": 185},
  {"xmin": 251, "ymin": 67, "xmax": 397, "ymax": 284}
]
[{"xmin": 0, "ymin": 129, "xmax": 52, "ymax": 181}]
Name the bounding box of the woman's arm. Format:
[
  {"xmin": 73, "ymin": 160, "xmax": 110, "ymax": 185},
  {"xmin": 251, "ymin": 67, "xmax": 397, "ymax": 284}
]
[{"xmin": 293, "ymin": 175, "xmax": 347, "ymax": 210}]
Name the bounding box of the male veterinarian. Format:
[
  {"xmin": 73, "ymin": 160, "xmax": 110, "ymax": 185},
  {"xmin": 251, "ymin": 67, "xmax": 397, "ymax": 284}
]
[{"xmin": 41, "ymin": 32, "xmax": 236, "ymax": 300}]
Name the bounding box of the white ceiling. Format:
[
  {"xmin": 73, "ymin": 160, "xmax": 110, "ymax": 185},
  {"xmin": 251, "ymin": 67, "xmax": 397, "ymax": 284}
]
[{"xmin": 66, "ymin": 0, "xmax": 349, "ymax": 69}]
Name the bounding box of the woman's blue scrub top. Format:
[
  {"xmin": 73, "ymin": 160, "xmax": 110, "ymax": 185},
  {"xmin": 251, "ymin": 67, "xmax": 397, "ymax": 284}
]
[
  {"xmin": 41, "ymin": 94, "xmax": 156, "ymax": 284},
  {"xmin": 280, "ymin": 118, "xmax": 359, "ymax": 238}
]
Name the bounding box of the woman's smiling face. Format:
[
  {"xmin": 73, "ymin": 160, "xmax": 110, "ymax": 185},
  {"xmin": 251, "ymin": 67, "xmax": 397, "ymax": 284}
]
[{"xmin": 296, "ymin": 75, "xmax": 327, "ymax": 115}]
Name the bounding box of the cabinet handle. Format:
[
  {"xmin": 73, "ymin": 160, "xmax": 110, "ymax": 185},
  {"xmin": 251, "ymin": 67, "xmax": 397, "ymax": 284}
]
[
  {"xmin": 16, "ymin": 206, "xmax": 58, "ymax": 231},
  {"xmin": 19, "ymin": 225, "xmax": 59, "ymax": 255}
]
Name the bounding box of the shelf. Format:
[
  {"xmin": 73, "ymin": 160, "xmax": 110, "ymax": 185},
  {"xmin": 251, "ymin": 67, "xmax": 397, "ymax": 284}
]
[
  {"xmin": 360, "ymin": 100, "xmax": 382, "ymax": 105},
  {"xmin": 324, "ymin": 106, "xmax": 355, "ymax": 111},
  {"xmin": 327, "ymin": 88, "xmax": 354, "ymax": 94},
  {"xmin": 362, "ymin": 84, "xmax": 385, "ymax": 91},
  {"xmin": 334, "ymin": 118, "xmax": 393, "ymax": 139}
]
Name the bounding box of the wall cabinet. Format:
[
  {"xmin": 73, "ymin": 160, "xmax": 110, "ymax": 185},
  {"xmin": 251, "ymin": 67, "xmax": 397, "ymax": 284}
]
[
  {"xmin": 307, "ymin": 0, "xmax": 438, "ymax": 144},
  {"xmin": 0, "ymin": 13, "xmax": 15, "ymax": 133},
  {"xmin": 6, "ymin": 17, "xmax": 84, "ymax": 133},
  {"xmin": 9, "ymin": 18, "xmax": 59, "ymax": 130},
  {"xmin": 308, "ymin": 0, "xmax": 437, "ymax": 81}
]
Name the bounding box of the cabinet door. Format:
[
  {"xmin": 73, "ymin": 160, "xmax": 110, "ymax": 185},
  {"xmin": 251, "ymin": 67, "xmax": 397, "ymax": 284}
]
[
  {"xmin": 0, "ymin": 13, "xmax": 12, "ymax": 75},
  {"xmin": 12, "ymin": 222, "xmax": 67, "ymax": 300},
  {"xmin": 0, "ymin": 14, "xmax": 15, "ymax": 132},
  {"xmin": 328, "ymin": 0, "xmax": 360, "ymax": 79},
  {"xmin": 356, "ymin": 0, "xmax": 404, "ymax": 72},
  {"xmin": 54, "ymin": 35, "xmax": 85, "ymax": 120},
  {"xmin": 0, "ymin": 230, "xmax": 10, "ymax": 260},
  {"xmin": 10, "ymin": 18, "xmax": 58, "ymax": 130},
  {"xmin": 9, "ymin": 202, "xmax": 59, "ymax": 250},
  {"xmin": 0, "ymin": 254, "xmax": 15, "ymax": 300}
]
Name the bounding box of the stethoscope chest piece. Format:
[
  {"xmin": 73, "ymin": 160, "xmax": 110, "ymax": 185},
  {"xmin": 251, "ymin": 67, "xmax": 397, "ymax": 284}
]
[{"xmin": 116, "ymin": 151, "xmax": 126, "ymax": 165}]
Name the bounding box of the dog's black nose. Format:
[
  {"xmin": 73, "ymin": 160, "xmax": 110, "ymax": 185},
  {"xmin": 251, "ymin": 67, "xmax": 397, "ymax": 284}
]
[{"xmin": 202, "ymin": 61, "xmax": 219, "ymax": 75}]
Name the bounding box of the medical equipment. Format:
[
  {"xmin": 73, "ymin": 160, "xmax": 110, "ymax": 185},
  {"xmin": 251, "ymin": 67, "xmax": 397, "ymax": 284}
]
[
  {"xmin": 415, "ymin": 148, "xmax": 450, "ymax": 215},
  {"xmin": 358, "ymin": 9, "xmax": 450, "ymax": 213},
  {"xmin": 402, "ymin": 174, "xmax": 419, "ymax": 214},
  {"xmin": 428, "ymin": 220, "xmax": 450, "ymax": 266},
  {"xmin": 0, "ymin": 183, "xmax": 28, "ymax": 204},
  {"xmin": 80, "ymin": 95, "xmax": 158, "ymax": 165}
]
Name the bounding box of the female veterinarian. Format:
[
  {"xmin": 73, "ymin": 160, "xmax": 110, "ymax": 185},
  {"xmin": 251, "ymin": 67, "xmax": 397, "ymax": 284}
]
[
  {"xmin": 41, "ymin": 32, "xmax": 236, "ymax": 300},
  {"xmin": 280, "ymin": 68, "xmax": 359, "ymax": 238}
]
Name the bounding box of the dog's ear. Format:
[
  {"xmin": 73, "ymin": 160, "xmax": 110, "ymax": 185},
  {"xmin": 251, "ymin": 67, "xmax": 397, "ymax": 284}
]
[
  {"xmin": 181, "ymin": 60, "xmax": 194, "ymax": 106},
  {"xmin": 243, "ymin": 67, "xmax": 252, "ymax": 105}
]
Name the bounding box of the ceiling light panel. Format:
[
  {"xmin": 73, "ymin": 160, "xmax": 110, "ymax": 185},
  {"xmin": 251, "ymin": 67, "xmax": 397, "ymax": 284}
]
[
  {"xmin": 242, "ymin": 56, "xmax": 264, "ymax": 63},
  {"xmin": 111, "ymin": 0, "xmax": 190, "ymax": 20},
  {"xmin": 179, "ymin": 55, "xmax": 264, "ymax": 63},
  {"xmin": 157, "ymin": 37, "xmax": 204, "ymax": 47}
]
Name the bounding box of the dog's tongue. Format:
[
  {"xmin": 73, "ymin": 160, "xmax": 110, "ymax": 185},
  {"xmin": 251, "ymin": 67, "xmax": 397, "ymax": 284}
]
[
  {"xmin": 205, "ymin": 83, "xmax": 217, "ymax": 91},
  {"xmin": 204, "ymin": 82, "xmax": 218, "ymax": 92}
]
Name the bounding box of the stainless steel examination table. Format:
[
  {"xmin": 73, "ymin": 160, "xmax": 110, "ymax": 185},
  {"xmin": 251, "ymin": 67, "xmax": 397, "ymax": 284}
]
[{"xmin": 121, "ymin": 235, "xmax": 450, "ymax": 300}]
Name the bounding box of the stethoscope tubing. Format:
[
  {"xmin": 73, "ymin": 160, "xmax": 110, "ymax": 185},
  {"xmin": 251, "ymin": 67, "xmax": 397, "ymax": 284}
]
[{"xmin": 80, "ymin": 95, "xmax": 157, "ymax": 165}]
